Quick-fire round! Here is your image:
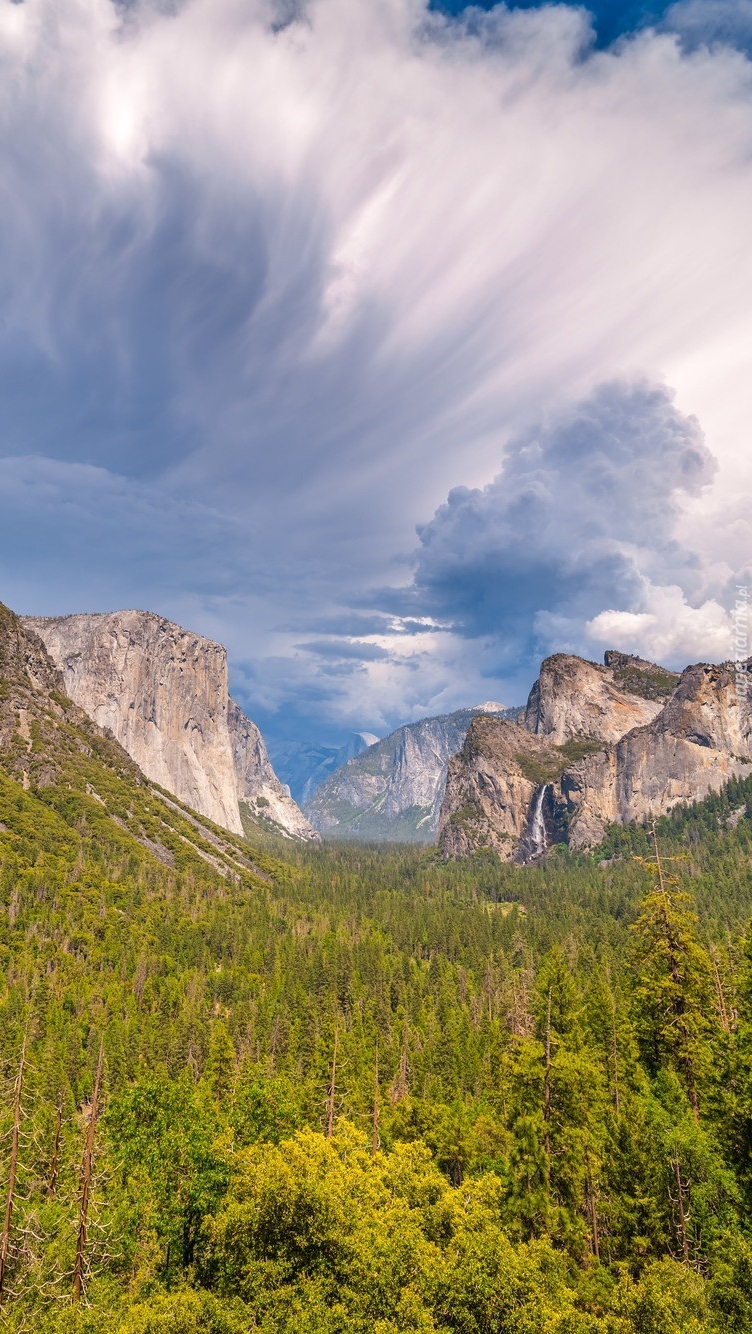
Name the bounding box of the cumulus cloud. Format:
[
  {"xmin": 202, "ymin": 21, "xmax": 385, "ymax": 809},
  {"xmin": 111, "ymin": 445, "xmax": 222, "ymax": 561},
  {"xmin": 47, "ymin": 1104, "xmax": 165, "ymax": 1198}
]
[
  {"xmin": 389, "ymin": 380, "xmax": 733, "ymax": 673},
  {"xmin": 1, "ymin": 0, "xmax": 752, "ymax": 740},
  {"xmin": 663, "ymin": 0, "xmax": 752, "ymax": 52},
  {"xmin": 585, "ymin": 582, "xmax": 732, "ymax": 663}
]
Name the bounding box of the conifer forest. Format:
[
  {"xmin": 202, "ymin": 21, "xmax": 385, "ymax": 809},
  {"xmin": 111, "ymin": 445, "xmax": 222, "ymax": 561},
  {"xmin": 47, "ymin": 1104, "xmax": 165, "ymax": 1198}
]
[{"xmin": 4, "ymin": 668, "xmax": 752, "ymax": 1333}]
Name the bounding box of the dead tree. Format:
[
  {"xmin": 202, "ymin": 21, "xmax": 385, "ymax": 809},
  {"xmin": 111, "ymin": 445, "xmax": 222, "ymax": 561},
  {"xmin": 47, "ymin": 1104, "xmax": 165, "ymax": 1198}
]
[
  {"xmin": 372, "ymin": 1046, "xmax": 380, "ymax": 1155},
  {"xmin": 669, "ymin": 1144, "xmax": 692, "ymax": 1268},
  {"xmin": 585, "ymin": 1149, "xmax": 600, "ymax": 1261},
  {"xmin": 325, "ymin": 1028, "xmax": 338, "ymax": 1140},
  {"xmin": 46, "ymin": 1105, "xmax": 62, "ymax": 1199},
  {"xmin": 0, "ymin": 1039, "xmax": 26, "ymax": 1304},
  {"xmin": 73, "ymin": 1044, "xmax": 103, "ymax": 1304}
]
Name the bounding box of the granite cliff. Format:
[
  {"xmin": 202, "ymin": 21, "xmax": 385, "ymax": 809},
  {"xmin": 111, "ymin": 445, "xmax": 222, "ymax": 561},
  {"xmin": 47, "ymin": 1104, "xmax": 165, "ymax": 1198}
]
[
  {"xmin": 24, "ymin": 610, "xmax": 317, "ymax": 842},
  {"xmin": 305, "ymin": 705, "xmax": 511, "ymax": 841},
  {"xmin": 524, "ymin": 651, "xmax": 673, "ymax": 743},
  {"xmin": 228, "ymin": 698, "xmax": 317, "ymax": 840},
  {"xmin": 439, "ymin": 651, "xmax": 751, "ymax": 860},
  {"xmin": 0, "ymin": 600, "xmax": 283, "ymax": 884}
]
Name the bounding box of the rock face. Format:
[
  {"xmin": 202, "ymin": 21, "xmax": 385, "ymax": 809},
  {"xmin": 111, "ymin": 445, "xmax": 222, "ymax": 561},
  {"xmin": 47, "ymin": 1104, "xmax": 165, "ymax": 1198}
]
[
  {"xmin": 439, "ymin": 716, "xmax": 570, "ymax": 860},
  {"xmin": 562, "ymin": 660, "xmax": 752, "ymax": 849},
  {"xmin": 524, "ymin": 653, "xmax": 670, "ymax": 744},
  {"xmin": 439, "ymin": 652, "xmax": 752, "ymax": 860},
  {"xmin": 24, "ymin": 610, "xmax": 317, "ymax": 842},
  {"xmin": 228, "ymin": 699, "xmax": 318, "ymax": 840},
  {"xmin": 305, "ymin": 705, "xmax": 511, "ymax": 842}
]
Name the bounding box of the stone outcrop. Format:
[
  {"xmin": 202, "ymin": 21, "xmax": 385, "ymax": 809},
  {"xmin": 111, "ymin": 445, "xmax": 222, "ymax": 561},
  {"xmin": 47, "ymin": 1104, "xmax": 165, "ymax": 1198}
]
[
  {"xmin": 562, "ymin": 660, "xmax": 752, "ymax": 848},
  {"xmin": 439, "ymin": 652, "xmax": 752, "ymax": 860},
  {"xmin": 306, "ymin": 705, "xmax": 510, "ymax": 842},
  {"xmin": 439, "ymin": 716, "xmax": 570, "ymax": 860},
  {"xmin": 24, "ymin": 610, "xmax": 317, "ymax": 842},
  {"xmin": 524, "ymin": 652, "xmax": 672, "ymax": 744}
]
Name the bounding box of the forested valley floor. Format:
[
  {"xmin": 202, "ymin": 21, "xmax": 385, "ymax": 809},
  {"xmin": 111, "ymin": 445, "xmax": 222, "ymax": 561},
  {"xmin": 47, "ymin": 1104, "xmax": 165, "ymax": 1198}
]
[{"xmin": 4, "ymin": 755, "xmax": 752, "ymax": 1331}]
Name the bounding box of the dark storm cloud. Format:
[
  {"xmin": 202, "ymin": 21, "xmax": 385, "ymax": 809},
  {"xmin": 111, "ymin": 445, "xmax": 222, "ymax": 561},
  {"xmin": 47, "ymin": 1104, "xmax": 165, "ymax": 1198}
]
[{"xmin": 396, "ymin": 381, "xmax": 718, "ymax": 663}]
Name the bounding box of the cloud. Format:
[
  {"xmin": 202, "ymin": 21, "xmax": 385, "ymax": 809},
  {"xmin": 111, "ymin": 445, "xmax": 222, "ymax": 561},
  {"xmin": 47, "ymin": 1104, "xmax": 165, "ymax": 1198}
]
[
  {"xmin": 585, "ymin": 582, "xmax": 732, "ymax": 663},
  {"xmin": 395, "ymin": 381, "xmax": 719, "ymax": 662},
  {"xmin": 662, "ymin": 0, "xmax": 752, "ymax": 53},
  {"xmin": 1, "ymin": 1, "xmax": 752, "ymax": 741}
]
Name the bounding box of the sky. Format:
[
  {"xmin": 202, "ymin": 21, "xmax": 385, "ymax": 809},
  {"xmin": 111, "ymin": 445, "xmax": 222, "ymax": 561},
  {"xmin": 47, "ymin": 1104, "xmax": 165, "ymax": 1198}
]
[{"xmin": 1, "ymin": 0, "xmax": 752, "ymax": 750}]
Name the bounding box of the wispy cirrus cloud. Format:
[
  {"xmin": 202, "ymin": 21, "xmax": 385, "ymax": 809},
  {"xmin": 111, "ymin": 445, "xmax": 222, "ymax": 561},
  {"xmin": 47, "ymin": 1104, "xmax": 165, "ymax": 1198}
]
[{"xmin": 1, "ymin": 0, "xmax": 752, "ymax": 742}]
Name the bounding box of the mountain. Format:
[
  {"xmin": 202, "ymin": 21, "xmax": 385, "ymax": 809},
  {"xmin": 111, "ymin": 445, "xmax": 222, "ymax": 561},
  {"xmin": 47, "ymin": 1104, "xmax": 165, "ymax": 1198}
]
[
  {"xmin": 270, "ymin": 731, "xmax": 380, "ymax": 805},
  {"xmin": 0, "ymin": 601, "xmax": 283, "ymax": 880},
  {"xmin": 24, "ymin": 609, "xmax": 317, "ymax": 842},
  {"xmin": 305, "ymin": 704, "xmax": 511, "ymax": 841},
  {"xmin": 439, "ymin": 650, "xmax": 751, "ymax": 860}
]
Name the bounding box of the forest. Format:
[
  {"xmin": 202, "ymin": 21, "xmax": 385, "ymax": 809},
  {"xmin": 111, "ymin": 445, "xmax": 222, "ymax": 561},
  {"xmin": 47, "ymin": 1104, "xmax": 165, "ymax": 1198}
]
[{"xmin": 3, "ymin": 737, "xmax": 752, "ymax": 1331}]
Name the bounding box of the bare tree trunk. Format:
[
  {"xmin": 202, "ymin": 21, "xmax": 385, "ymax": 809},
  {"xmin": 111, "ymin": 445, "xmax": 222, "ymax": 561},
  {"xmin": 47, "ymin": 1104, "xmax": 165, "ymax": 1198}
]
[
  {"xmin": 372, "ymin": 1046, "xmax": 380, "ymax": 1155},
  {"xmin": 325, "ymin": 1028, "xmax": 338, "ymax": 1140},
  {"xmin": 585, "ymin": 1151, "xmax": 600, "ymax": 1260},
  {"xmin": 0, "ymin": 1040, "xmax": 25, "ymax": 1305},
  {"xmin": 46, "ymin": 1105, "xmax": 62, "ymax": 1198},
  {"xmin": 672, "ymin": 1146, "xmax": 691, "ymax": 1267},
  {"xmin": 543, "ymin": 987, "xmax": 552, "ymax": 1162},
  {"xmin": 652, "ymin": 820, "xmax": 667, "ymax": 895},
  {"xmin": 73, "ymin": 1044, "xmax": 103, "ymax": 1304},
  {"xmin": 710, "ymin": 950, "xmax": 730, "ymax": 1033}
]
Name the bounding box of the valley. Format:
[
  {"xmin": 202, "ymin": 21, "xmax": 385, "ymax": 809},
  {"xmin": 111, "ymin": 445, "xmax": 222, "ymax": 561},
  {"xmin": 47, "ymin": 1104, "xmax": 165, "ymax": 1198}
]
[{"xmin": 0, "ymin": 600, "xmax": 751, "ymax": 1332}]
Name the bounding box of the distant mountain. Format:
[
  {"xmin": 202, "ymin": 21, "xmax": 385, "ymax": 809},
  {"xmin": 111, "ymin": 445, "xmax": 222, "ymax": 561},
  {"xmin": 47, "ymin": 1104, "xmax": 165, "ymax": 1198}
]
[
  {"xmin": 304, "ymin": 704, "xmax": 513, "ymax": 842},
  {"xmin": 270, "ymin": 731, "xmax": 380, "ymax": 805},
  {"xmin": 439, "ymin": 650, "xmax": 752, "ymax": 861},
  {"xmin": 24, "ymin": 610, "xmax": 317, "ymax": 842}
]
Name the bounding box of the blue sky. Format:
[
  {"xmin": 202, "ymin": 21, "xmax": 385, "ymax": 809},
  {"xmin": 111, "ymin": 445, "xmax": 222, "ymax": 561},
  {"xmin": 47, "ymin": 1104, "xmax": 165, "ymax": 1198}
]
[
  {"xmin": 1, "ymin": 0, "xmax": 752, "ymax": 750},
  {"xmin": 433, "ymin": 0, "xmax": 662, "ymax": 47}
]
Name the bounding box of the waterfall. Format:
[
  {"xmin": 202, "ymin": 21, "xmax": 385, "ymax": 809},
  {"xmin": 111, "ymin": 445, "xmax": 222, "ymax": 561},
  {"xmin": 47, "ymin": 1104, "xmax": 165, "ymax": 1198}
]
[{"xmin": 529, "ymin": 784, "xmax": 549, "ymax": 857}]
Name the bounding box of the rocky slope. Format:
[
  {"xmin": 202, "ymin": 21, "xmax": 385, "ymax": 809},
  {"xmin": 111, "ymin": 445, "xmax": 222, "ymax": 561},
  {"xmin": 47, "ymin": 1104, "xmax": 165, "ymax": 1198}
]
[
  {"xmin": 439, "ymin": 651, "xmax": 751, "ymax": 860},
  {"xmin": 24, "ymin": 610, "xmax": 316, "ymax": 842},
  {"xmin": 305, "ymin": 705, "xmax": 511, "ymax": 841},
  {"xmin": 228, "ymin": 699, "xmax": 317, "ymax": 840}
]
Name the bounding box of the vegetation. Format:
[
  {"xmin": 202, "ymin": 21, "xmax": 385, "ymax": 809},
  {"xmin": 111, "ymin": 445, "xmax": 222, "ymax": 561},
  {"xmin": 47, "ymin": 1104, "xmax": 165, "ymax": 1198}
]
[
  {"xmin": 515, "ymin": 735, "xmax": 602, "ymax": 786},
  {"xmin": 4, "ymin": 616, "xmax": 752, "ymax": 1329},
  {"xmin": 611, "ymin": 665, "xmax": 681, "ymax": 700}
]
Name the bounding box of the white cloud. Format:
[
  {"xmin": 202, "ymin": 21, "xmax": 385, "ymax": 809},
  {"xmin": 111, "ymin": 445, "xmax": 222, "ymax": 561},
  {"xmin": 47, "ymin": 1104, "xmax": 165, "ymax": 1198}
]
[{"xmin": 586, "ymin": 582, "xmax": 732, "ymax": 666}]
